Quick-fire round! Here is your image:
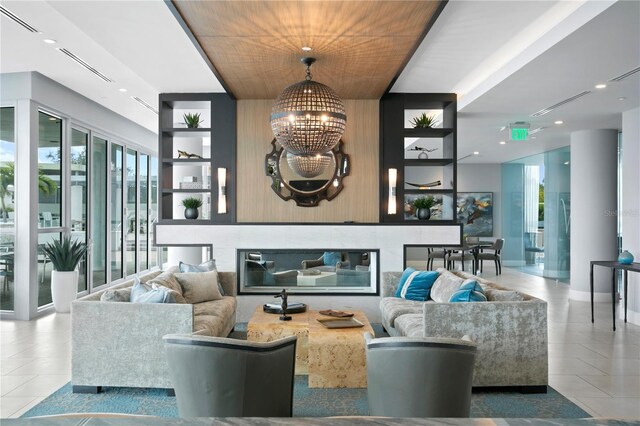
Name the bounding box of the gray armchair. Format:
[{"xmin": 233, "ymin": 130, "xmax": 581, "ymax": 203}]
[
  {"xmin": 301, "ymin": 251, "xmax": 350, "ymax": 271},
  {"xmin": 364, "ymin": 332, "xmax": 477, "ymax": 418},
  {"xmin": 163, "ymin": 334, "xmax": 297, "ymax": 417}
]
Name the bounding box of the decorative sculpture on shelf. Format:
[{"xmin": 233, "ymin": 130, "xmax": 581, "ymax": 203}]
[
  {"xmin": 274, "ymin": 289, "xmax": 291, "ymax": 321},
  {"xmin": 177, "ymin": 150, "xmax": 203, "ymax": 159},
  {"xmin": 406, "ymin": 146, "xmax": 438, "ymax": 159}
]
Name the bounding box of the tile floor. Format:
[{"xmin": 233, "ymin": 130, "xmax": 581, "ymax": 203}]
[{"xmin": 1, "ymin": 266, "xmax": 639, "ymax": 419}]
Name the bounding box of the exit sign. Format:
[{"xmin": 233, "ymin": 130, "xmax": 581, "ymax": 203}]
[{"xmin": 511, "ymin": 127, "xmax": 529, "ymax": 141}]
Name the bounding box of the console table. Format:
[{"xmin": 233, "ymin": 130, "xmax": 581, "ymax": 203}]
[{"xmin": 590, "ymin": 261, "xmax": 640, "ymax": 331}]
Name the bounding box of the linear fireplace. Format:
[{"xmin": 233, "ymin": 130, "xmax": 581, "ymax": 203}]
[{"xmin": 237, "ymin": 249, "xmax": 379, "ymax": 295}]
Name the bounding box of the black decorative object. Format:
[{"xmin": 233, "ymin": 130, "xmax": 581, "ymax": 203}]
[
  {"xmin": 274, "ymin": 289, "xmax": 292, "ymax": 321},
  {"xmin": 263, "ymin": 303, "xmax": 307, "ymax": 315}
]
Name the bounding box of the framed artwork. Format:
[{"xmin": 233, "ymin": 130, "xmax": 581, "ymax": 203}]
[{"xmin": 456, "ymin": 192, "xmax": 493, "ymax": 236}]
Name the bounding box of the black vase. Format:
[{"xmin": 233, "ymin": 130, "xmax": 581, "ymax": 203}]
[
  {"xmin": 416, "ymin": 208, "xmax": 431, "ymax": 220},
  {"xmin": 184, "ymin": 208, "xmax": 199, "ymax": 220}
]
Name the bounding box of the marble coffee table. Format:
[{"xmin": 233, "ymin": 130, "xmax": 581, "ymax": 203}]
[{"xmin": 246, "ymin": 307, "xmax": 373, "ymax": 388}]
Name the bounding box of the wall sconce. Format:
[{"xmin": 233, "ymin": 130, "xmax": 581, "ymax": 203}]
[
  {"xmin": 217, "ymin": 168, "xmax": 227, "ymax": 214},
  {"xmin": 388, "ymin": 168, "xmax": 397, "ymax": 215}
]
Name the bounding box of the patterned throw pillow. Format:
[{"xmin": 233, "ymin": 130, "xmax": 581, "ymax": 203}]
[
  {"xmin": 430, "ymin": 271, "xmax": 465, "ymax": 303},
  {"xmin": 130, "ymin": 277, "xmax": 176, "ymax": 304},
  {"xmin": 178, "ymin": 260, "xmax": 224, "ymax": 296},
  {"xmin": 394, "ymin": 268, "xmax": 439, "ymax": 301},
  {"xmin": 449, "ymin": 279, "xmax": 487, "ymax": 302},
  {"xmin": 174, "ymin": 270, "xmax": 223, "ymax": 304},
  {"xmin": 147, "ymin": 271, "xmax": 187, "ymax": 304}
]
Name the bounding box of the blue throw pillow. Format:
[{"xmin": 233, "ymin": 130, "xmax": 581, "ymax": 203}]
[
  {"xmin": 449, "ymin": 279, "xmax": 487, "ymax": 302},
  {"xmin": 130, "ymin": 277, "xmax": 176, "ymax": 304},
  {"xmin": 323, "ymin": 252, "xmax": 342, "ymax": 267},
  {"xmin": 394, "ymin": 268, "xmax": 439, "ymax": 301}
]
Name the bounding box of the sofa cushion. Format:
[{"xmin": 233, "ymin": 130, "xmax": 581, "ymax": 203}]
[
  {"xmin": 178, "ymin": 260, "xmax": 224, "ymax": 296},
  {"xmin": 394, "ymin": 314, "xmax": 423, "ymax": 338},
  {"xmin": 175, "ymin": 270, "xmax": 223, "ymax": 304},
  {"xmin": 193, "ymin": 315, "xmax": 227, "ymax": 336},
  {"xmin": 193, "ymin": 297, "xmax": 237, "ymax": 322},
  {"xmin": 394, "ymin": 268, "xmax": 439, "ymax": 301},
  {"xmin": 430, "ymin": 269, "xmax": 465, "ymax": 303},
  {"xmin": 380, "ymin": 297, "xmax": 424, "ymax": 326},
  {"xmin": 147, "ymin": 270, "xmax": 187, "ymax": 304},
  {"xmin": 100, "ymin": 287, "xmax": 131, "ymax": 302},
  {"xmin": 485, "ymin": 289, "xmax": 525, "ymax": 301},
  {"xmin": 449, "ymin": 279, "xmax": 487, "ymax": 302},
  {"xmin": 130, "ymin": 278, "xmax": 176, "ymax": 304}
]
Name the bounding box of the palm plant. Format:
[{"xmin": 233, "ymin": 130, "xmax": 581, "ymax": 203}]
[
  {"xmin": 41, "ymin": 235, "xmax": 87, "ymax": 272},
  {"xmin": 182, "ymin": 197, "xmax": 203, "ymax": 209},
  {"xmin": 0, "ymin": 163, "xmax": 58, "ymax": 218},
  {"xmin": 183, "ymin": 113, "xmax": 203, "ymax": 128},
  {"xmin": 413, "ymin": 196, "xmax": 436, "ymax": 210}
]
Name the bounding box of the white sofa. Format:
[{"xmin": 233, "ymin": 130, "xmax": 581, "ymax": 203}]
[
  {"xmin": 380, "ymin": 268, "xmax": 548, "ymax": 391},
  {"xmin": 71, "ymin": 268, "xmax": 236, "ymax": 393}
]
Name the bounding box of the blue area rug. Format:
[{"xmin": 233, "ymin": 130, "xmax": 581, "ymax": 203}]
[{"xmin": 22, "ymin": 377, "xmax": 588, "ymax": 419}]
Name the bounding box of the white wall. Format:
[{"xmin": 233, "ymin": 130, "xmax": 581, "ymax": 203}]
[
  {"xmin": 622, "ymin": 108, "xmax": 640, "ymax": 325},
  {"xmin": 1, "ymin": 72, "xmax": 157, "ymax": 153}
]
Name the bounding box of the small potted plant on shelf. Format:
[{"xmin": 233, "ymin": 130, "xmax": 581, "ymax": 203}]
[
  {"xmin": 182, "ymin": 197, "xmax": 203, "ymax": 219},
  {"xmin": 412, "ymin": 196, "xmax": 435, "ymax": 220},
  {"xmin": 41, "ymin": 235, "xmax": 88, "ymax": 313},
  {"xmin": 183, "ymin": 112, "xmax": 203, "ymax": 129},
  {"xmin": 410, "ymin": 113, "xmax": 438, "ymax": 129}
]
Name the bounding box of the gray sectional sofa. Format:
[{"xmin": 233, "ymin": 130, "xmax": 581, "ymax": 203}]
[
  {"xmin": 380, "ymin": 268, "xmax": 548, "ymax": 391},
  {"xmin": 71, "ymin": 268, "xmax": 237, "ymax": 392}
]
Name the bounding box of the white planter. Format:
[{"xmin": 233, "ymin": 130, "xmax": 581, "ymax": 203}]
[{"xmin": 51, "ymin": 270, "xmax": 79, "ymax": 313}]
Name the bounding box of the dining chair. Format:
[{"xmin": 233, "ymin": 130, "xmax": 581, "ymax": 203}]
[
  {"xmin": 476, "ymin": 238, "xmax": 505, "ymax": 275},
  {"xmin": 446, "ymin": 241, "xmax": 474, "ymax": 271},
  {"xmin": 427, "ymin": 247, "xmax": 447, "ymax": 270}
]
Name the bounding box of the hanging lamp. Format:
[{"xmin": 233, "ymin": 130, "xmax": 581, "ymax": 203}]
[
  {"xmin": 286, "ymin": 151, "xmax": 333, "ymax": 178},
  {"xmin": 270, "ymin": 57, "xmax": 346, "ymax": 156}
]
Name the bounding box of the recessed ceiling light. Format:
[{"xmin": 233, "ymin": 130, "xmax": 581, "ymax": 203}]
[
  {"xmin": 618, "ymin": 97, "xmax": 627, "ymax": 101},
  {"xmin": 43, "ymin": 39, "xmax": 56, "ymax": 44},
  {"xmin": 554, "ymin": 120, "xmax": 563, "ymax": 125},
  {"xmin": 473, "ymin": 151, "xmax": 479, "ymax": 155},
  {"xmin": 531, "ymin": 136, "xmax": 537, "ymax": 139},
  {"xmin": 119, "ymin": 88, "xmax": 127, "ymax": 92},
  {"xmin": 594, "ymin": 84, "xmax": 607, "ymax": 89},
  {"xmin": 499, "ymin": 141, "xmax": 506, "ymax": 145},
  {"xmin": 301, "ymin": 46, "xmax": 312, "ymax": 51}
]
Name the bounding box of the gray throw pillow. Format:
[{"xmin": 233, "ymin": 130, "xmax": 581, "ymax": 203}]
[
  {"xmin": 100, "ymin": 288, "xmax": 131, "ymax": 302},
  {"xmin": 130, "ymin": 277, "xmax": 176, "ymax": 304},
  {"xmin": 178, "ymin": 260, "xmax": 224, "ymax": 296},
  {"xmin": 430, "ymin": 271, "xmax": 465, "ymax": 303},
  {"xmin": 174, "ymin": 270, "xmax": 223, "ymax": 304}
]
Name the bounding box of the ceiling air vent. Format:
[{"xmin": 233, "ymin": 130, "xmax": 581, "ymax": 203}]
[
  {"xmin": 0, "ymin": 5, "xmax": 40, "ymax": 33},
  {"xmin": 609, "ymin": 67, "xmax": 640, "ymax": 82},
  {"xmin": 131, "ymin": 97, "xmax": 158, "ymax": 115},
  {"xmin": 57, "ymin": 48, "xmax": 113, "ymax": 83},
  {"xmin": 530, "ymin": 91, "xmax": 591, "ymax": 117}
]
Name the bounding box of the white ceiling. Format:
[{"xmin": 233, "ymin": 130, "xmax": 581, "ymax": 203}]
[{"xmin": 1, "ymin": 0, "xmax": 638, "ymax": 165}]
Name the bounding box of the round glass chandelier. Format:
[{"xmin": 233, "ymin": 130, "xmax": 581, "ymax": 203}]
[
  {"xmin": 270, "ymin": 57, "xmax": 346, "ymax": 156},
  {"xmin": 286, "ymin": 151, "xmax": 333, "ymax": 178}
]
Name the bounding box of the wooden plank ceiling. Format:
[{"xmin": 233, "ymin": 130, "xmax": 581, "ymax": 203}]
[{"xmin": 172, "ymin": 1, "xmax": 443, "ymax": 99}]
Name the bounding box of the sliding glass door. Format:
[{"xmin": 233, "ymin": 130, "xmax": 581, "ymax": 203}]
[
  {"xmin": 139, "ymin": 154, "xmax": 149, "ymax": 272},
  {"xmin": 71, "ymin": 128, "xmax": 88, "ymax": 292},
  {"xmin": 125, "ymin": 148, "xmax": 137, "ymax": 276},
  {"xmin": 149, "ymin": 157, "xmax": 158, "ymax": 269}
]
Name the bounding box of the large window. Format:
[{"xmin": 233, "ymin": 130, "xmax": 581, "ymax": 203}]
[
  {"xmin": 0, "ymin": 107, "xmax": 15, "ymax": 311},
  {"xmin": 38, "ymin": 111, "xmax": 63, "ymax": 307},
  {"xmin": 111, "ymin": 144, "xmax": 124, "ymax": 281},
  {"xmin": 139, "ymin": 154, "xmax": 149, "ymax": 272},
  {"xmin": 91, "ymin": 136, "xmax": 108, "ymax": 288},
  {"xmin": 71, "ymin": 128, "xmax": 88, "ymax": 292},
  {"xmin": 149, "ymin": 157, "xmax": 158, "ymax": 269},
  {"xmin": 126, "ymin": 148, "xmax": 137, "ymax": 276}
]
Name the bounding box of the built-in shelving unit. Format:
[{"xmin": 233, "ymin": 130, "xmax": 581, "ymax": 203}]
[
  {"xmin": 380, "ymin": 93, "xmax": 457, "ymax": 223},
  {"xmin": 158, "ymin": 93, "xmax": 236, "ymax": 223}
]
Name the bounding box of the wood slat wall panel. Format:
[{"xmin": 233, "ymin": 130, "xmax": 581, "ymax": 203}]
[
  {"xmin": 172, "ymin": 0, "xmax": 441, "ymax": 99},
  {"xmin": 236, "ymin": 99, "xmax": 379, "ymax": 222}
]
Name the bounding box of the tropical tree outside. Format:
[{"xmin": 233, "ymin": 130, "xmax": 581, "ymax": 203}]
[{"xmin": 0, "ymin": 163, "xmax": 58, "ymax": 219}]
